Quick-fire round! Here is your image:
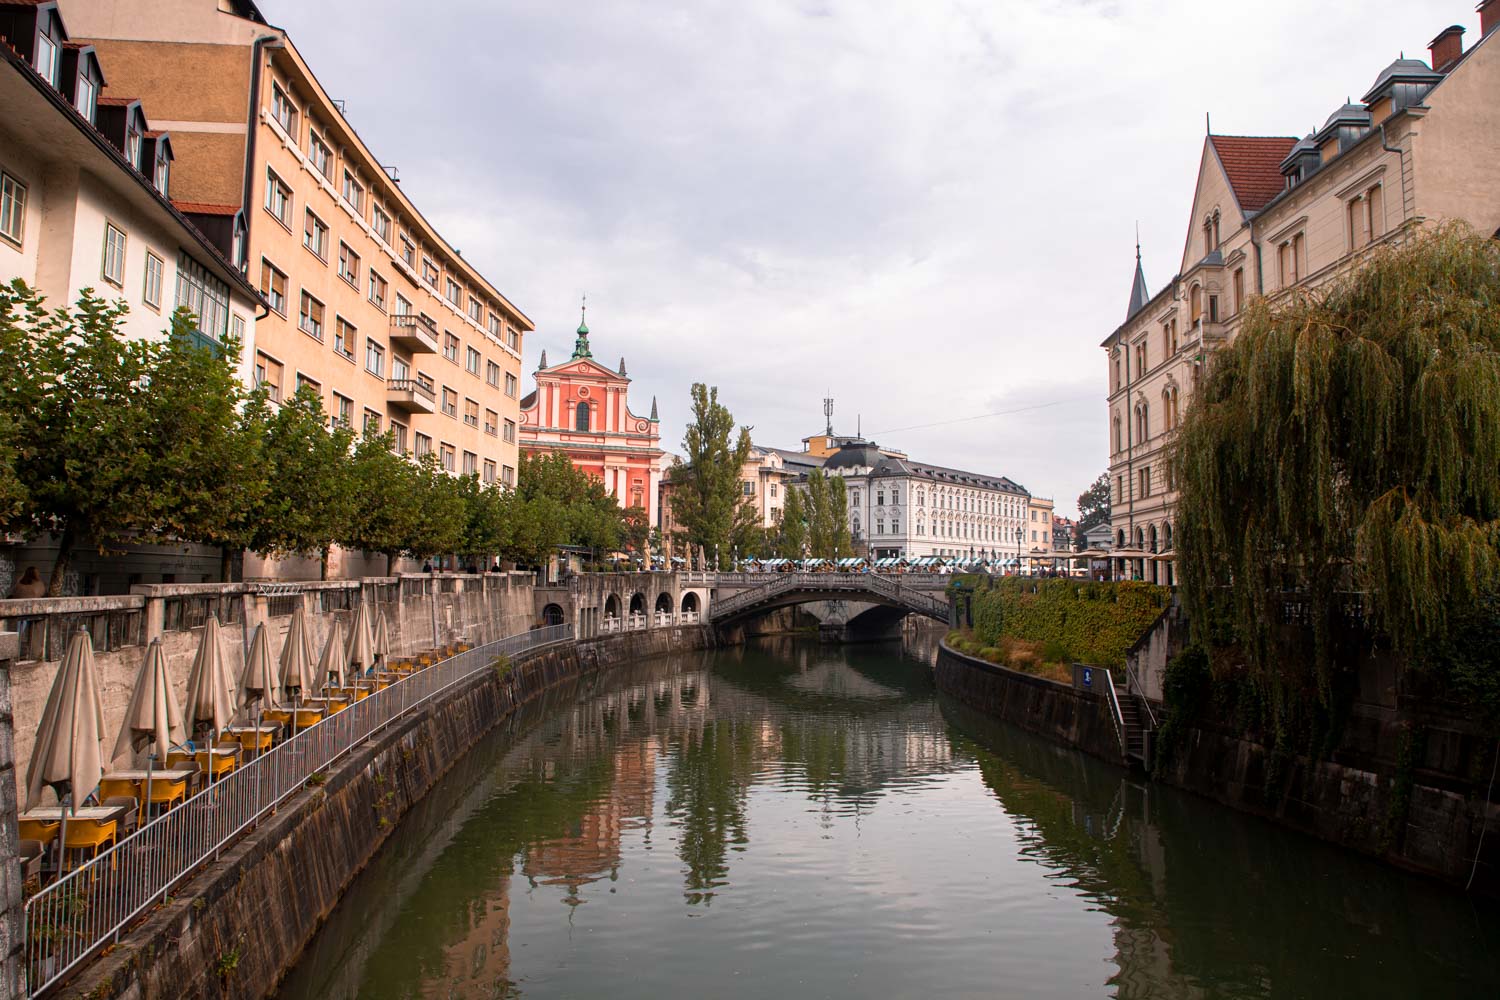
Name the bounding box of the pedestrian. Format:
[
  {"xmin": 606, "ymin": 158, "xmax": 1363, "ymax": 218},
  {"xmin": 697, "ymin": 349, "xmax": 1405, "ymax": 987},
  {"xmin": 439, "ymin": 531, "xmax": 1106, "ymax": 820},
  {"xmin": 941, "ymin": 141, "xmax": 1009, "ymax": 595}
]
[
  {"xmin": 9, "ymin": 566, "xmax": 45, "ymax": 598},
  {"xmin": 421, "ymin": 560, "xmax": 433, "ymax": 574}
]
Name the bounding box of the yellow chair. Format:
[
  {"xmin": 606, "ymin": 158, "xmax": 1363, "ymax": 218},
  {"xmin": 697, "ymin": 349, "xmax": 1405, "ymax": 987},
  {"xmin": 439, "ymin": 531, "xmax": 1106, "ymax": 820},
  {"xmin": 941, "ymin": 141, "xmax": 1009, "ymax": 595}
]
[
  {"xmin": 62, "ymin": 818, "xmax": 117, "ymax": 870},
  {"xmin": 165, "ymin": 750, "xmax": 195, "ymax": 770},
  {"xmin": 17, "ymin": 819, "xmax": 59, "ymax": 848},
  {"xmin": 293, "ymin": 707, "xmax": 324, "ymax": 731},
  {"xmin": 98, "ymin": 777, "xmax": 139, "ymax": 802},
  {"xmin": 144, "ymin": 777, "xmax": 188, "ymax": 816},
  {"xmin": 198, "ymin": 750, "xmax": 237, "ymax": 782},
  {"xmin": 234, "ymin": 729, "xmax": 274, "ymax": 754}
]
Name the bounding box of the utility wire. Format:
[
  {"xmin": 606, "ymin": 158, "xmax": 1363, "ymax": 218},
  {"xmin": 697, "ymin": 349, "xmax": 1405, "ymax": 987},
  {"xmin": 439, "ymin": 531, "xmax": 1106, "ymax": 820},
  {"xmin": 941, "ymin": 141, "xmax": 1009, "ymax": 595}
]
[{"xmin": 870, "ymin": 395, "xmax": 1096, "ymax": 436}]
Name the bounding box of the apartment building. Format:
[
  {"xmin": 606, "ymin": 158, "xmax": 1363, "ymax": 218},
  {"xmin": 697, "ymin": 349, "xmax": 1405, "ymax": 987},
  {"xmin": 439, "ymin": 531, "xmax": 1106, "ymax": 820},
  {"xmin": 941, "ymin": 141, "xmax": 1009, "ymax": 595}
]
[
  {"xmin": 1103, "ymin": 2, "xmax": 1500, "ymax": 585},
  {"xmin": 0, "ymin": 2, "xmax": 260, "ymax": 382},
  {"xmin": 63, "ymin": 0, "xmax": 533, "ymax": 574}
]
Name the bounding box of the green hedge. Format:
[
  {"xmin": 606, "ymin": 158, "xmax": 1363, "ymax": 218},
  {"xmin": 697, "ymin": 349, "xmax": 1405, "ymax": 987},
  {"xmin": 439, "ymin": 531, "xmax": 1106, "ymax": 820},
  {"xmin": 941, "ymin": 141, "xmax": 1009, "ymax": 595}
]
[{"xmin": 958, "ymin": 577, "xmax": 1169, "ymax": 668}]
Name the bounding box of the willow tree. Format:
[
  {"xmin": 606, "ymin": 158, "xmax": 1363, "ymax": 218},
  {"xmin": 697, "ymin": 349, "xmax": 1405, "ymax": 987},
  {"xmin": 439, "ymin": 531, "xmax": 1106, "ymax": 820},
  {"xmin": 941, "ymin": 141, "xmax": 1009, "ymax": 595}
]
[{"xmin": 1173, "ymin": 225, "xmax": 1500, "ymax": 697}]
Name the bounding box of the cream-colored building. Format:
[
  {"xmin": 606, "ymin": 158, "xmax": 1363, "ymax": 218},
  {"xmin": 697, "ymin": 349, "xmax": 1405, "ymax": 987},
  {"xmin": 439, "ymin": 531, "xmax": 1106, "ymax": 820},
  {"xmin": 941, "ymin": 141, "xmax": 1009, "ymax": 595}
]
[
  {"xmin": 1103, "ymin": 4, "xmax": 1500, "ymax": 585},
  {"xmin": 63, "ymin": 0, "xmax": 534, "ymax": 576},
  {"xmin": 0, "ymin": 3, "xmax": 259, "ymax": 383},
  {"xmin": 1025, "ymin": 496, "xmax": 1054, "ymax": 564}
]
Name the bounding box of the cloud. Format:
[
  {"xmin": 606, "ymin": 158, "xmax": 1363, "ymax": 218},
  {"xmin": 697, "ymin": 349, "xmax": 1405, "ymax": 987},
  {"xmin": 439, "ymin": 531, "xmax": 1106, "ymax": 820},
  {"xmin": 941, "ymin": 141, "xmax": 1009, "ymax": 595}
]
[{"xmin": 265, "ymin": 0, "xmax": 1472, "ymax": 517}]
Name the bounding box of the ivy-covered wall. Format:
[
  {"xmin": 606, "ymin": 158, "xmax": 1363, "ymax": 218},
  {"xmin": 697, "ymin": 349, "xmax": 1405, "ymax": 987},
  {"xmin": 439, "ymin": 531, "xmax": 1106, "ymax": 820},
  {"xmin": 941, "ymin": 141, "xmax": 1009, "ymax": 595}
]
[{"xmin": 961, "ymin": 577, "xmax": 1170, "ymax": 668}]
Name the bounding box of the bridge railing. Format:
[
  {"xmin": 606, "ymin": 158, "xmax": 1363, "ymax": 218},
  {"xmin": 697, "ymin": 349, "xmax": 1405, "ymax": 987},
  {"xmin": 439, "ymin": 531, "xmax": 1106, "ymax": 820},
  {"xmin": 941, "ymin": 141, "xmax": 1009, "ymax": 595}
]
[{"xmin": 707, "ymin": 572, "xmax": 950, "ymax": 622}]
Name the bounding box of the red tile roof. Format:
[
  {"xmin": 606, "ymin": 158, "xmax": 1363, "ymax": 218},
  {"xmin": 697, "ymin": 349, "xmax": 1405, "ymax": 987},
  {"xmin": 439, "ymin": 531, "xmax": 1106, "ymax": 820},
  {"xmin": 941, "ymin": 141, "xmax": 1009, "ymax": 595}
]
[
  {"xmin": 172, "ymin": 201, "xmax": 239, "ymax": 216},
  {"xmin": 97, "ymin": 95, "xmax": 138, "ymax": 107},
  {"xmin": 1210, "ymin": 135, "xmax": 1298, "ymax": 213}
]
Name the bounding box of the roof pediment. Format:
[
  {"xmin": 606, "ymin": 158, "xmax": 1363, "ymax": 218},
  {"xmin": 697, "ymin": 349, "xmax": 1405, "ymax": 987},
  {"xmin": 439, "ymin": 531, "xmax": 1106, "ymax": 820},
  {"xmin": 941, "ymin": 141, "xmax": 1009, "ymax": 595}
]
[{"xmin": 539, "ymin": 357, "xmax": 629, "ymax": 381}]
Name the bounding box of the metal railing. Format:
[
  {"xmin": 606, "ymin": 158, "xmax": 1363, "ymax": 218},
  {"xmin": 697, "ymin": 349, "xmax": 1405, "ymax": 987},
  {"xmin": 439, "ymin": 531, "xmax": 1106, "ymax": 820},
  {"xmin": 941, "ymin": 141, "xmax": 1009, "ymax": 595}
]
[
  {"xmin": 707, "ymin": 571, "xmax": 950, "ymax": 622},
  {"xmin": 22, "ymin": 623, "xmax": 573, "ymax": 997},
  {"xmin": 1100, "ymin": 668, "xmax": 1130, "ymax": 763}
]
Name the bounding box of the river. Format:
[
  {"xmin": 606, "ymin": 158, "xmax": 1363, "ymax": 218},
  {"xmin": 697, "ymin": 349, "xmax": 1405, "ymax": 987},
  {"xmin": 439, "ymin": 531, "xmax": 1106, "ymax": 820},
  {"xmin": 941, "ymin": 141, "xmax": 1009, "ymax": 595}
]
[{"xmin": 276, "ymin": 634, "xmax": 1500, "ymax": 999}]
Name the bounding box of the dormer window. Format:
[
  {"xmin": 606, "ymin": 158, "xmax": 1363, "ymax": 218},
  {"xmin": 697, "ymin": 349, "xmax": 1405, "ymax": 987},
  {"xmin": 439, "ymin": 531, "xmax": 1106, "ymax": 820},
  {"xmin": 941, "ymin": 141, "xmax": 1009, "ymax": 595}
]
[
  {"xmin": 126, "ymin": 120, "xmax": 142, "ymax": 171},
  {"xmin": 154, "ymin": 148, "xmax": 170, "ymax": 196},
  {"xmin": 76, "ymin": 65, "xmax": 99, "ymax": 123},
  {"xmin": 36, "ymin": 13, "xmax": 61, "ymax": 88}
]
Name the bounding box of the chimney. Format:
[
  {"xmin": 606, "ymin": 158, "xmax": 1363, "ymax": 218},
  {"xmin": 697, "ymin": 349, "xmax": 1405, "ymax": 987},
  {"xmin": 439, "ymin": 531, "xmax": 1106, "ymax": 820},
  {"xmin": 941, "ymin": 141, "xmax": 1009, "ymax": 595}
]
[
  {"xmin": 1429, "ymin": 24, "xmax": 1465, "ymax": 72},
  {"xmin": 1481, "ymin": 1, "xmax": 1499, "ymax": 38}
]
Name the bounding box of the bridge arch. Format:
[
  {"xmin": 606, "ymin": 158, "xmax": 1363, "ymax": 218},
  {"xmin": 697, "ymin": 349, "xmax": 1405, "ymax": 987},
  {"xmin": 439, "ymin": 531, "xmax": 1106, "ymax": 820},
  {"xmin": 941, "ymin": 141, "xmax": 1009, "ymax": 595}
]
[
  {"xmin": 629, "ymin": 592, "xmax": 646, "ymax": 616},
  {"xmin": 682, "ymin": 592, "xmax": 700, "ymax": 615},
  {"xmin": 655, "ymin": 592, "xmax": 675, "ymax": 615},
  {"xmin": 708, "ymin": 572, "xmax": 950, "ymax": 629},
  {"xmin": 541, "ymin": 603, "xmax": 565, "ymax": 626},
  {"xmin": 605, "ymin": 593, "xmax": 621, "ymax": 619}
]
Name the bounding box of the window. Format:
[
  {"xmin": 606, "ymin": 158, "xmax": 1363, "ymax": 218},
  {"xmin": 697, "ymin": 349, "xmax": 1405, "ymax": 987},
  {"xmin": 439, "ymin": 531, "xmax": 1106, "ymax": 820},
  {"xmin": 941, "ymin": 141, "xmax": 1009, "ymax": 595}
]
[
  {"xmin": 102, "ymin": 223, "xmax": 127, "ymax": 286},
  {"xmin": 363, "ymin": 409, "xmax": 382, "ymax": 437},
  {"xmin": 139, "ymin": 251, "xmax": 165, "ymax": 310},
  {"xmin": 576, "ymin": 401, "xmax": 591, "ymax": 431},
  {"xmin": 391, "ymin": 421, "xmax": 408, "ymax": 454},
  {"xmin": 303, "ymin": 209, "xmax": 328, "ymax": 258},
  {"xmin": 299, "ymin": 290, "xmax": 325, "ymax": 340},
  {"xmin": 503, "ymin": 418, "xmax": 515, "ymax": 443},
  {"xmin": 1280, "ymin": 233, "xmax": 1304, "ymax": 287},
  {"xmin": 488, "ymin": 315, "xmax": 503, "ymax": 339},
  {"xmin": 394, "ymin": 293, "xmax": 412, "ymax": 317},
  {"xmin": 441, "ymin": 387, "xmax": 457, "ymax": 417},
  {"xmin": 443, "ymin": 332, "xmax": 460, "ymax": 363},
  {"xmin": 422, "ymin": 257, "xmax": 439, "ymax": 286},
  {"xmin": 76, "ymin": 67, "xmax": 98, "ymax": 123},
  {"xmin": 334, "ymin": 317, "xmax": 356, "ymax": 361},
  {"xmin": 391, "ymin": 356, "xmax": 409, "ymax": 383},
  {"xmin": 1135, "ymin": 342, "xmax": 1147, "ymax": 376},
  {"xmin": 463, "ymin": 398, "xmax": 479, "ymax": 428},
  {"xmin": 483, "ymin": 460, "xmax": 496, "ymax": 483},
  {"xmin": 877, "ymin": 491, "xmax": 885, "ymax": 506},
  {"xmin": 254, "ymin": 352, "xmax": 282, "ymax": 402},
  {"xmin": 468, "ymin": 298, "xmax": 484, "ymax": 324},
  {"xmin": 504, "ymin": 373, "xmax": 517, "ymax": 398},
  {"xmin": 485, "ymin": 360, "xmax": 500, "ymax": 387},
  {"xmin": 466, "ymin": 346, "xmax": 481, "ymax": 375},
  {"xmin": 501, "ymin": 465, "xmax": 515, "ymax": 487},
  {"xmin": 446, "ymin": 277, "xmax": 463, "ymax": 307},
  {"xmin": 1233, "ymin": 268, "xmax": 1244, "ymax": 314},
  {"xmin": 1208, "ymin": 294, "xmax": 1219, "ymax": 323},
  {"xmin": 36, "ymin": 15, "xmax": 59, "ymax": 86},
  {"xmin": 770, "ymin": 483, "xmax": 778, "ymax": 498},
  {"xmin": 400, "ymin": 235, "xmax": 416, "ymax": 267},
  {"xmin": 0, "ymin": 173, "xmax": 27, "ymax": 246},
  {"xmin": 265, "ymin": 168, "xmax": 292, "ymax": 227},
  {"xmin": 260, "ymin": 259, "xmax": 288, "ymax": 315},
  {"xmin": 1365, "ymin": 185, "xmax": 1383, "ymax": 242},
  {"xmin": 414, "ymin": 433, "xmax": 432, "ymax": 459},
  {"xmin": 364, "ymin": 338, "xmax": 384, "ymax": 377},
  {"xmin": 308, "ymin": 129, "xmax": 331, "ymax": 178},
  {"xmin": 372, "ymin": 203, "xmax": 391, "ymax": 242},
  {"xmin": 272, "ymin": 82, "xmax": 297, "ymax": 135},
  {"xmin": 440, "ymin": 443, "xmax": 455, "ymax": 472},
  {"xmin": 742, "ymin": 481, "xmax": 754, "ymax": 497},
  {"xmin": 333, "ymin": 393, "xmax": 353, "ymax": 428},
  {"xmin": 231, "ymin": 313, "xmax": 246, "ymax": 348},
  {"xmin": 126, "ymin": 118, "xmax": 142, "ymax": 171},
  {"xmin": 296, "ymin": 373, "xmax": 321, "ymax": 398},
  {"xmin": 342, "ymin": 169, "xmax": 364, "ymax": 213},
  {"xmin": 367, "ymin": 270, "xmax": 387, "ymax": 310},
  {"xmin": 462, "ymin": 451, "xmax": 478, "ymax": 476},
  {"xmin": 154, "ymin": 148, "xmax": 170, "ymax": 197},
  {"xmin": 337, "ymin": 241, "xmax": 360, "ymax": 286},
  {"xmin": 1189, "ymin": 284, "xmax": 1202, "ymax": 324},
  {"xmin": 1138, "ymin": 466, "xmax": 1152, "ymax": 499},
  {"xmin": 484, "ymin": 409, "xmax": 498, "ymax": 436},
  {"xmin": 507, "ymin": 327, "xmax": 519, "ymax": 351}
]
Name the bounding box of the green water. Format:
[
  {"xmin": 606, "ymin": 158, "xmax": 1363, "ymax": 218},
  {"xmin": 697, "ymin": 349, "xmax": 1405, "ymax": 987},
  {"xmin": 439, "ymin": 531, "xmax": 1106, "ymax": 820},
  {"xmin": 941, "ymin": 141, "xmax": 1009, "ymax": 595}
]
[{"xmin": 276, "ymin": 635, "xmax": 1500, "ymax": 999}]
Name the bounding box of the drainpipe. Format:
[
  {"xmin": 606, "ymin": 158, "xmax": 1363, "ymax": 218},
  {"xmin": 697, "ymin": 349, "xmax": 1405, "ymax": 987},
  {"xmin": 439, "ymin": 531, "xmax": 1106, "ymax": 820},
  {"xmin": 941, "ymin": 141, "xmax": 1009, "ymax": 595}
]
[
  {"xmin": 1380, "ymin": 122, "xmax": 1411, "ymax": 226},
  {"xmin": 241, "ymin": 34, "xmax": 284, "ymax": 236}
]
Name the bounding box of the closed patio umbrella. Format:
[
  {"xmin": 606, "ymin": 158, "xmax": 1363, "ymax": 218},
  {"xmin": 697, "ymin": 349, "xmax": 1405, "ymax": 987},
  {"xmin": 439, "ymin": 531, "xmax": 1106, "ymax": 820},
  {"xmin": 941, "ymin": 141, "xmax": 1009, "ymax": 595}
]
[
  {"xmin": 238, "ymin": 622, "xmax": 280, "ymax": 714},
  {"xmin": 372, "ymin": 610, "xmax": 391, "ymax": 669},
  {"xmin": 319, "ymin": 619, "xmax": 348, "ymax": 690},
  {"xmin": 25, "ymin": 629, "xmax": 107, "ymax": 811},
  {"xmin": 279, "ymin": 604, "xmax": 319, "ymax": 704},
  {"xmin": 184, "ymin": 615, "xmax": 236, "ymax": 743},
  {"xmin": 345, "ymin": 602, "xmax": 376, "ymax": 676},
  {"xmin": 111, "ymin": 638, "xmax": 185, "ymax": 765}
]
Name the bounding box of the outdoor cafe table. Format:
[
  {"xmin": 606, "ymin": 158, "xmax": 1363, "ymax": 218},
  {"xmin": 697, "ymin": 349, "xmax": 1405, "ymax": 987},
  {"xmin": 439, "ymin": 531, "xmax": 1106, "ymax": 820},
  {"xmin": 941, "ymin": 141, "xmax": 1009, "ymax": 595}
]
[
  {"xmin": 329, "ymin": 685, "xmax": 370, "ymax": 703},
  {"xmin": 225, "ymin": 724, "xmax": 277, "ymax": 755},
  {"xmin": 100, "ymin": 768, "xmax": 194, "ymax": 813},
  {"xmin": 19, "ymin": 804, "xmax": 130, "ymax": 867},
  {"xmin": 167, "ymin": 747, "xmax": 239, "ymax": 783},
  {"xmin": 304, "ymin": 695, "xmax": 349, "ymax": 715}
]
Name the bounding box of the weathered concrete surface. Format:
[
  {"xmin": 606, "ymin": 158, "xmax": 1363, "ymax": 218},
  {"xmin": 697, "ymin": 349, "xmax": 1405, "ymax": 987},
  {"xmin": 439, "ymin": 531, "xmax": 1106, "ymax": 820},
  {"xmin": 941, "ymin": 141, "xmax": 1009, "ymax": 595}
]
[
  {"xmin": 934, "ymin": 642, "xmax": 1126, "ymax": 767},
  {"xmin": 65, "ymin": 625, "xmax": 711, "ymax": 1000},
  {"xmin": 0, "ymin": 632, "xmax": 22, "ymax": 1000}
]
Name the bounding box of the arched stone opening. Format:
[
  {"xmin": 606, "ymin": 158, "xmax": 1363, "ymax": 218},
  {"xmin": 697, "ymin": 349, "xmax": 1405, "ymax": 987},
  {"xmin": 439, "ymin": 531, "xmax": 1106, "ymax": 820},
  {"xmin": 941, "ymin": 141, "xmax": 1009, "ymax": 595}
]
[
  {"xmin": 655, "ymin": 592, "xmax": 675, "ymax": 615},
  {"xmin": 682, "ymin": 592, "xmax": 700, "ymax": 614},
  {"xmin": 541, "ymin": 603, "xmax": 565, "ymax": 626},
  {"xmin": 629, "ymin": 592, "xmax": 646, "ymax": 615}
]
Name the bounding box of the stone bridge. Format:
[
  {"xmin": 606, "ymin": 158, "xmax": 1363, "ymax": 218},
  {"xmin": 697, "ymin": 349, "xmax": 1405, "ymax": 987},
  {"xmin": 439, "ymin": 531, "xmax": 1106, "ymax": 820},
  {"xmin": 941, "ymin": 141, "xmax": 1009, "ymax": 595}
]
[{"xmin": 534, "ymin": 571, "xmax": 955, "ymax": 642}]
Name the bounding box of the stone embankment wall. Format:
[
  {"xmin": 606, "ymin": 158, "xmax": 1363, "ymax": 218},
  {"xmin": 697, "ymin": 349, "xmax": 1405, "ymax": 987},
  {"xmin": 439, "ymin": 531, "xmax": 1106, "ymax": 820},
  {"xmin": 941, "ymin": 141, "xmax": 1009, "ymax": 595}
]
[
  {"xmin": 67, "ymin": 625, "xmax": 712, "ymax": 1000},
  {"xmin": 0, "ymin": 573, "xmax": 534, "ymax": 805},
  {"xmin": 934, "ymin": 642, "xmax": 1125, "ymax": 766}
]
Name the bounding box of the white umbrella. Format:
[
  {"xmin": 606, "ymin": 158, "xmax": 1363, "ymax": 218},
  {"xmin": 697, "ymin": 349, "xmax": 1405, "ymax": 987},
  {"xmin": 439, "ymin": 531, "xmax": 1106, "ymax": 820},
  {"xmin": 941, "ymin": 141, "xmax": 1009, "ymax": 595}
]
[
  {"xmin": 345, "ymin": 602, "xmax": 376, "ymax": 676},
  {"xmin": 372, "ymin": 610, "xmax": 391, "ymax": 669},
  {"xmin": 238, "ymin": 622, "xmax": 280, "ymax": 714},
  {"xmin": 279, "ymin": 604, "xmax": 319, "ymax": 704},
  {"xmin": 319, "ymin": 619, "xmax": 348, "ymax": 690},
  {"xmin": 25, "ymin": 629, "xmax": 107, "ymax": 811},
  {"xmin": 184, "ymin": 615, "xmax": 236, "ymax": 742},
  {"xmin": 111, "ymin": 638, "xmax": 185, "ymax": 765}
]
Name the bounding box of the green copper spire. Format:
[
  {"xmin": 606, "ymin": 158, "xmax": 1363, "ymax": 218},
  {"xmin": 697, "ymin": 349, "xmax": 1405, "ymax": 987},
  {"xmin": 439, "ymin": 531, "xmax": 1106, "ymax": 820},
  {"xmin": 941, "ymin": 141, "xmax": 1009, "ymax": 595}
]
[{"xmin": 571, "ymin": 294, "xmax": 592, "ymax": 360}]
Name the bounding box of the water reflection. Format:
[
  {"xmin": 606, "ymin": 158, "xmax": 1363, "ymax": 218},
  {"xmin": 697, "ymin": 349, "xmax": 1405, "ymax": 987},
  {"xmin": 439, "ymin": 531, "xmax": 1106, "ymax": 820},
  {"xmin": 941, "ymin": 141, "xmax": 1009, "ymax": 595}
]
[{"xmin": 278, "ymin": 634, "xmax": 1500, "ymax": 1000}]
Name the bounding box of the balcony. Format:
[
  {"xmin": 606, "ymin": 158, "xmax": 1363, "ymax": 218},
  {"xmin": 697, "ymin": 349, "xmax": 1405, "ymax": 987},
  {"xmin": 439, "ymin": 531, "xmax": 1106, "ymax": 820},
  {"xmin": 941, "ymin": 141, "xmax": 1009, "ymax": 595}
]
[
  {"xmin": 387, "ymin": 378, "xmax": 436, "ymax": 414},
  {"xmin": 389, "ymin": 313, "xmax": 438, "ymax": 354}
]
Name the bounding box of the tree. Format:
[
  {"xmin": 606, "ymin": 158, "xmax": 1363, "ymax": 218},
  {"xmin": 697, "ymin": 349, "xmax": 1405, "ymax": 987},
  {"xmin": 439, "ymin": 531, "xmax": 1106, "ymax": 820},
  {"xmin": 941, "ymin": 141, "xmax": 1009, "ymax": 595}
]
[
  {"xmin": 1173, "ymin": 225, "xmax": 1500, "ymax": 693},
  {"xmin": 670, "ymin": 384, "xmax": 757, "ymax": 568},
  {"xmin": 622, "ymin": 505, "xmax": 650, "ymax": 557},
  {"xmin": 805, "ymin": 469, "xmax": 832, "ymax": 558},
  {"xmin": 829, "ymin": 474, "xmax": 852, "ymax": 558},
  {"xmin": 1076, "ymin": 473, "xmax": 1110, "ymax": 540},
  {"xmin": 250, "ymin": 387, "xmax": 357, "ymax": 579},
  {"xmin": 410, "ymin": 453, "xmax": 468, "ymax": 566},
  {"xmin": 777, "ymin": 484, "xmax": 808, "ymax": 560},
  {"xmin": 342, "ymin": 430, "xmax": 425, "ymax": 574}
]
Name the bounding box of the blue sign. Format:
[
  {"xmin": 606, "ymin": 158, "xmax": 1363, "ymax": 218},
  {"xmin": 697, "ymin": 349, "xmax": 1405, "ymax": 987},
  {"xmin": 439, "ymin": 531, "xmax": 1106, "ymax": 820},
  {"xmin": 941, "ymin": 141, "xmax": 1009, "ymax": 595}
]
[{"xmin": 1082, "ymin": 667, "xmax": 1093, "ymax": 688}]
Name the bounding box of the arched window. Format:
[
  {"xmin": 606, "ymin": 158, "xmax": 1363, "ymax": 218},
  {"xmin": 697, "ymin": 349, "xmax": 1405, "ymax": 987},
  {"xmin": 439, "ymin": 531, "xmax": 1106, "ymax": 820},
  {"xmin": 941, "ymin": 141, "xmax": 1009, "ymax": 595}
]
[
  {"xmin": 1117, "ymin": 529, "xmax": 1126, "ymax": 548},
  {"xmin": 1113, "ymin": 414, "xmax": 1122, "ymax": 453},
  {"xmin": 1135, "ymin": 403, "xmax": 1149, "ymax": 442},
  {"xmin": 1190, "ymin": 284, "xmax": 1203, "ymax": 324},
  {"xmin": 575, "ymin": 401, "xmax": 590, "ymax": 431}
]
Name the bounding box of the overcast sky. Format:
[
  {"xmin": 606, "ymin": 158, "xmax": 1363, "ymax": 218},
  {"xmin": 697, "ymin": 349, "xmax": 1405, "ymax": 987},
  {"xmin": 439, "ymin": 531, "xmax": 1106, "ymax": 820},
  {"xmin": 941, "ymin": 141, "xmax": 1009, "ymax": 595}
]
[{"xmin": 270, "ymin": 0, "xmax": 1473, "ymax": 516}]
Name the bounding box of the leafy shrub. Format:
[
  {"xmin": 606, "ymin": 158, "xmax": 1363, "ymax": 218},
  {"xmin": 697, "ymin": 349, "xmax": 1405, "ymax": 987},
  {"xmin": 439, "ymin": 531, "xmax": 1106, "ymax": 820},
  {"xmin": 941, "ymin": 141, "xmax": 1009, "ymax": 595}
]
[
  {"xmin": 968, "ymin": 578, "xmax": 1168, "ymax": 667},
  {"xmin": 1041, "ymin": 638, "xmax": 1069, "ymax": 663}
]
